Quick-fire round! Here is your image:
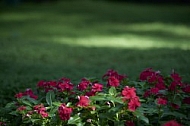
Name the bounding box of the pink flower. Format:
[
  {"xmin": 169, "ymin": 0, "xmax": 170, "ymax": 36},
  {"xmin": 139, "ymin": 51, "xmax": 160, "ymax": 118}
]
[
  {"xmin": 122, "ymin": 86, "xmax": 137, "ymax": 100},
  {"xmin": 107, "ymin": 76, "xmax": 120, "ymax": 87},
  {"xmin": 157, "ymin": 97, "xmax": 167, "ymax": 105},
  {"xmin": 58, "ymin": 104, "xmax": 73, "ymax": 121},
  {"xmin": 77, "ymin": 78, "xmax": 91, "ymax": 91},
  {"xmin": 77, "ymin": 96, "xmax": 90, "ymax": 107},
  {"xmin": 162, "ymin": 120, "xmax": 181, "ymax": 126},
  {"xmin": 91, "ymin": 83, "xmax": 103, "ymax": 92},
  {"xmin": 128, "ymin": 97, "xmax": 141, "ymax": 112},
  {"xmin": 125, "ymin": 121, "xmax": 135, "ymax": 126}
]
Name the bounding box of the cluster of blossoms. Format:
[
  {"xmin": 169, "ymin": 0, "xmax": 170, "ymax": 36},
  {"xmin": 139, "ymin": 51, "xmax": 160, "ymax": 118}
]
[
  {"xmin": 139, "ymin": 68, "xmax": 190, "ymax": 125},
  {"xmin": 15, "ymin": 88, "xmax": 38, "ymax": 99},
  {"xmin": 122, "ymin": 86, "xmax": 141, "ymax": 112},
  {"xmin": 140, "ymin": 68, "xmax": 190, "ymax": 106},
  {"xmin": 0, "ymin": 68, "xmax": 189, "ymax": 126}
]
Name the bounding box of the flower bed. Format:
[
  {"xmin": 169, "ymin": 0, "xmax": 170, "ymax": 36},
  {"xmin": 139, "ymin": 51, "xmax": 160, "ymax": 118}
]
[{"xmin": 0, "ymin": 68, "xmax": 190, "ymax": 126}]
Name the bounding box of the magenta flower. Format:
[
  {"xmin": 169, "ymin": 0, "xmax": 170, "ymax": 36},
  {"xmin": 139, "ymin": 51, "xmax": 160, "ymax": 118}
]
[
  {"xmin": 122, "ymin": 86, "xmax": 137, "ymax": 100},
  {"xmin": 77, "ymin": 78, "xmax": 91, "ymax": 91},
  {"xmin": 77, "ymin": 96, "xmax": 90, "ymax": 107},
  {"xmin": 58, "ymin": 104, "xmax": 73, "ymax": 121},
  {"xmin": 107, "ymin": 76, "xmax": 120, "ymax": 87},
  {"xmin": 91, "ymin": 83, "xmax": 103, "ymax": 92},
  {"xmin": 128, "ymin": 97, "xmax": 141, "ymax": 112},
  {"xmin": 162, "ymin": 120, "xmax": 181, "ymax": 126},
  {"xmin": 157, "ymin": 97, "xmax": 167, "ymax": 105},
  {"xmin": 33, "ymin": 104, "xmax": 48, "ymax": 118}
]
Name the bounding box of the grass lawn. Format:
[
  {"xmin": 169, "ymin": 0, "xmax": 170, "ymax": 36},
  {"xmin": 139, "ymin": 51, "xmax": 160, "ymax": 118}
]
[{"xmin": 0, "ymin": 0, "xmax": 190, "ymax": 107}]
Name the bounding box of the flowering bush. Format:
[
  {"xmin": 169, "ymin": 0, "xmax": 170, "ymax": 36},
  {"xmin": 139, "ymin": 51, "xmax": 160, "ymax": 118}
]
[{"xmin": 0, "ymin": 68, "xmax": 189, "ymax": 126}]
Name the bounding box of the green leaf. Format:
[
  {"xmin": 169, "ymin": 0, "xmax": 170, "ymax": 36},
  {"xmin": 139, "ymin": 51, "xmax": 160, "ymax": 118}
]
[
  {"xmin": 5, "ymin": 102, "xmax": 16, "ymax": 109},
  {"xmin": 107, "ymin": 96, "xmax": 124, "ymax": 104},
  {"xmin": 46, "ymin": 91, "xmax": 55, "ymax": 106},
  {"xmin": 9, "ymin": 111, "xmax": 18, "ymax": 116},
  {"xmin": 49, "ymin": 106, "xmax": 58, "ymax": 117},
  {"xmin": 30, "ymin": 118, "xmax": 41, "ymax": 123},
  {"xmin": 26, "ymin": 96, "xmax": 38, "ymax": 105},
  {"xmin": 162, "ymin": 111, "xmax": 187, "ymax": 119},
  {"xmin": 133, "ymin": 110, "xmax": 149, "ymax": 124},
  {"xmin": 109, "ymin": 87, "xmax": 117, "ymax": 96},
  {"xmin": 114, "ymin": 121, "xmax": 124, "ymax": 126},
  {"xmin": 53, "ymin": 102, "xmax": 62, "ymax": 106},
  {"xmin": 90, "ymin": 95, "xmax": 107, "ymax": 101},
  {"xmin": 22, "ymin": 100, "xmax": 32, "ymax": 107},
  {"xmin": 68, "ymin": 114, "xmax": 83, "ymax": 126}
]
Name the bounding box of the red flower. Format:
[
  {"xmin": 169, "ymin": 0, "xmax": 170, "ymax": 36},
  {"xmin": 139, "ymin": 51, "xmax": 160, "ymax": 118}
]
[
  {"xmin": 33, "ymin": 104, "xmax": 48, "ymax": 118},
  {"xmin": 58, "ymin": 103, "xmax": 73, "ymax": 121},
  {"xmin": 107, "ymin": 76, "xmax": 120, "ymax": 87},
  {"xmin": 125, "ymin": 120, "xmax": 135, "ymax": 126},
  {"xmin": 57, "ymin": 78, "xmax": 73, "ymax": 92},
  {"xmin": 17, "ymin": 106, "xmax": 26, "ymax": 111},
  {"xmin": 91, "ymin": 83, "xmax": 103, "ymax": 92},
  {"xmin": 77, "ymin": 78, "xmax": 91, "ymax": 91},
  {"xmin": 171, "ymin": 103, "xmax": 180, "ymax": 109},
  {"xmin": 168, "ymin": 81, "xmax": 178, "ymax": 91},
  {"xmin": 150, "ymin": 87, "xmax": 159, "ymax": 95},
  {"xmin": 122, "ymin": 86, "xmax": 137, "ymax": 100},
  {"xmin": 37, "ymin": 80, "xmax": 57, "ymax": 92},
  {"xmin": 183, "ymin": 97, "xmax": 190, "ymax": 104},
  {"xmin": 77, "ymin": 96, "xmax": 90, "ymax": 107},
  {"xmin": 24, "ymin": 89, "xmax": 38, "ymax": 99},
  {"xmin": 148, "ymin": 73, "xmax": 158, "ymax": 83},
  {"xmin": 155, "ymin": 82, "xmax": 166, "ymax": 90},
  {"xmin": 162, "ymin": 120, "xmax": 181, "ymax": 126},
  {"xmin": 15, "ymin": 92, "xmax": 24, "ymax": 98},
  {"xmin": 143, "ymin": 90, "xmax": 151, "ymax": 98},
  {"xmin": 139, "ymin": 68, "xmax": 154, "ymax": 81},
  {"xmin": 182, "ymin": 84, "xmax": 190, "ymax": 93},
  {"xmin": 15, "ymin": 89, "xmax": 38, "ymax": 99},
  {"xmin": 157, "ymin": 97, "xmax": 167, "ymax": 105},
  {"xmin": 128, "ymin": 97, "xmax": 141, "ymax": 112},
  {"xmin": 58, "ymin": 82, "xmax": 73, "ymax": 92},
  {"xmin": 171, "ymin": 72, "xmax": 182, "ymax": 82},
  {"xmin": 85, "ymin": 91, "xmax": 96, "ymax": 96},
  {"xmin": 103, "ymin": 69, "xmax": 126, "ymax": 81}
]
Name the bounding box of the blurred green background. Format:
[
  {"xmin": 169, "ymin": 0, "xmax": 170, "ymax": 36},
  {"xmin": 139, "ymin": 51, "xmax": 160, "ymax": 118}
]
[{"xmin": 0, "ymin": 0, "xmax": 190, "ymax": 107}]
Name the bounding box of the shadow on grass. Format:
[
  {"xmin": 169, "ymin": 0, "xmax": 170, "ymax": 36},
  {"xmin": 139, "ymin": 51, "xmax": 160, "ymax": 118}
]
[{"xmin": 0, "ymin": 40, "xmax": 190, "ymax": 106}]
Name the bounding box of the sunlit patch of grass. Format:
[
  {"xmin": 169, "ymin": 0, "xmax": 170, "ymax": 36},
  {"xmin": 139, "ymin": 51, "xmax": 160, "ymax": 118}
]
[
  {"xmin": 51, "ymin": 35, "xmax": 190, "ymax": 50},
  {"xmin": 48, "ymin": 22, "xmax": 190, "ymax": 50}
]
